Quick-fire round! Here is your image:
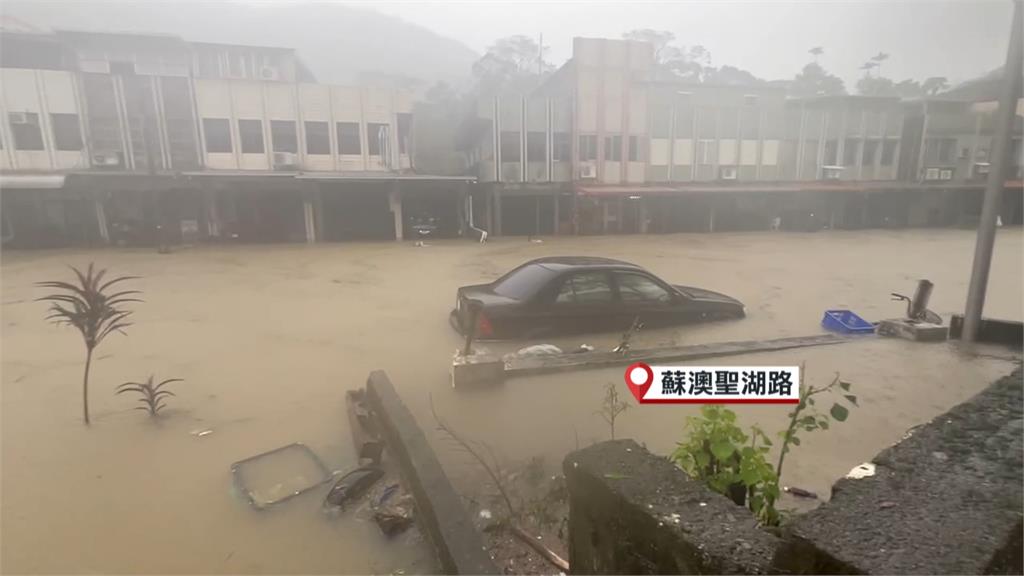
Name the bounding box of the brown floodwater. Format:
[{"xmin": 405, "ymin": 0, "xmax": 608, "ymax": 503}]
[{"xmin": 2, "ymin": 228, "xmax": 1021, "ymax": 574}]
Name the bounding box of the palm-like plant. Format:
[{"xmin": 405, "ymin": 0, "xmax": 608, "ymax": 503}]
[
  {"xmin": 37, "ymin": 263, "xmax": 140, "ymax": 425},
  {"xmin": 116, "ymin": 376, "xmax": 181, "ymax": 417}
]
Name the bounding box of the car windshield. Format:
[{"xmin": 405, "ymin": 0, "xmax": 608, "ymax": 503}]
[{"xmin": 491, "ymin": 263, "xmax": 557, "ymax": 300}]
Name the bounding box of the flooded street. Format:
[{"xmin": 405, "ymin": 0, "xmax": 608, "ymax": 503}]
[{"xmin": 2, "ymin": 228, "xmax": 1021, "ymax": 574}]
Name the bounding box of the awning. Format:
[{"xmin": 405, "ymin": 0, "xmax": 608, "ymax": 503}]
[
  {"xmin": 575, "ymin": 181, "xmax": 988, "ymax": 197},
  {"xmin": 0, "ymin": 174, "xmax": 66, "ymax": 190},
  {"xmin": 295, "ymin": 172, "xmax": 476, "ymax": 182}
]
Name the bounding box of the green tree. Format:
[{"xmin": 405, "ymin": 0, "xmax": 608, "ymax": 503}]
[
  {"xmin": 789, "ymin": 62, "xmax": 846, "ymax": 96},
  {"xmin": 922, "ymin": 76, "xmax": 949, "ymax": 96},
  {"xmin": 471, "ymin": 35, "xmax": 553, "ymax": 94}
]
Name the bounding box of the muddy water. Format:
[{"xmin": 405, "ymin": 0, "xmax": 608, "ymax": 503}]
[{"xmin": 2, "ymin": 229, "xmax": 1021, "ymax": 573}]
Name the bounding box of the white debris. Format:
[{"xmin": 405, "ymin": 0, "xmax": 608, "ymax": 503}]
[
  {"xmin": 190, "ymin": 429, "xmax": 213, "ymax": 437},
  {"xmin": 846, "ymin": 462, "xmax": 876, "ymax": 479},
  {"xmin": 479, "ymin": 509, "xmax": 492, "ymax": 520}
]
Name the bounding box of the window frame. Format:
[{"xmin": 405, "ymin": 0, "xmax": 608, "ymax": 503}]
[
  {"xmin": 270, "ymin": 120, "xmax": 297, "ymax": 154},
  {"xmin": 613, "ymin": 271, "xmax": 675, "ymax": 304},
  {"xmin": 9, "ymin": 112, "xmax": 45, "ymax": 151},
  {"xmin": 202, "ymin": 117, "xmax": 232, "ymax": 154},
  {"xmin": 304, "ymin": 120, "xmax": 330, "ymax": 155},
  {"xmin": 550, "ymin": 271, "xmax": 615, "ymax": 306},
  {"xmin": 604, "ymin": 134, "xmax": 622, "ymax": 162},
  {"xmin": 336, "ymin": 122, "xmax": 361, "ymax": 155},
  {"xmin": 50, "ymin": 113, "xmax": 83, "ymax": 151},
  {"xmin": 237, "ymin": 118, "xmax": 264, "ymax": 154}
]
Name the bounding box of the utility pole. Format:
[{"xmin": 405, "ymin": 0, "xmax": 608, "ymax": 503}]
[
  {"xmin": 538, "ymin": 33, "xmax": 544, "ymax": 76},
  {"xmin": 962, "ymin": 0, "xmax": 1023, "ymax": 342}
]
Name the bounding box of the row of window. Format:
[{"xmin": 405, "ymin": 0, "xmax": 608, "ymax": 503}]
[
  {"xmin": 4, "ymin": 112, "xmax": 82, "ymax": 151},
  {"xmin": 495, "ymin": 132, "xmax": 645, "ymax": 163},
  {"xmin": 202, "ymin": 118, "xmax": 390, "ymax": 156},
  {"xmin": 493, "ymin": 130, "xmax": 901, "ymax": 167}
]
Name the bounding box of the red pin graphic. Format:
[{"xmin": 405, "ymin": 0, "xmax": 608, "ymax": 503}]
[{"xmin": 624, "ymin": 362, "xmax": 653, "ymax": 403}]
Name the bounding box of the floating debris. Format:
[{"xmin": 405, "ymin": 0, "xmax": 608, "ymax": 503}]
[
  {"xmin": 846, "ymin": 462, "xmax": 876, "ymax": 479},
  {"xmin": 783, "ymin": 486, "xmax": 819, "ymax": 499},
  {"xmin": 190, "ymin": 428, "xmax": 214, "ymax": 437},
  {"xmin": 324, "ymin": 466, "xmax": 384, "ymax": 510}
]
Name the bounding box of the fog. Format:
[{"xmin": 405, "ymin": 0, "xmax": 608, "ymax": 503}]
[{"xmin": 2, "ymin": 0, "xmax": 1013, "ymax": 87}]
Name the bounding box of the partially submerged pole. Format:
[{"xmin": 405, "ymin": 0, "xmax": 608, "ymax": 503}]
[{"xmin": 962, "ymin": 0, "xmax": 1023, "ymax": 342}]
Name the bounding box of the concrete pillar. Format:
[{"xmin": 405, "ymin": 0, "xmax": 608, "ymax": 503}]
[
  {"xmin": 389, "ymin": 184, "xmax": 403, "ymax": 241},
  {"xmin": 708, "ymin": 200, "xmax": 716, "ymax": 233},
  {"xmin": 639, "ymin": 198, "xmax": 649, "ymax": 234},
  {"xmin": 204, "ymin": 190, "xmax": 221, "ymax": 238},
  {"xmin": 314, "ymin": 186, "xmax": 324, "ymax": 242},
  {"xmin": 493, "ymin": 188, "xmax": 503, "ymax": 237},
  {"xmin": 94, "ymin": 197, "xmax": 109, "ymax": 244},
  {"xmin": 552, "ymin": 190, "xmax": 560, "ymax": 235},
  {"xmin": 303, "ymin": 198, "xmax": 316, "ymax": 244}
]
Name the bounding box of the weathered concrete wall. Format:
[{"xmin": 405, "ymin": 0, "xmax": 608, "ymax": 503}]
[
  {"xmin": 776, "ymin": 367, "xmax": 1023, "ymax": 575},
  {"xmin": 563, "ymin": 439, "xmax": 781, "ymax": 574},
  {"xmin": 365, "ymin": 371, "xmax": 500, "ymax": 575}
]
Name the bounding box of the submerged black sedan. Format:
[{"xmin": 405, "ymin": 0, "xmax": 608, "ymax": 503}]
[{"xmin": 450, "ymin": 256, "xmax": 745, "ymax": 339}]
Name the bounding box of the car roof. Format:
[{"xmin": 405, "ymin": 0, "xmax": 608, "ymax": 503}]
[{"xmin": 526, "ymin": 256, "xmax": 643, "ymax": 271}]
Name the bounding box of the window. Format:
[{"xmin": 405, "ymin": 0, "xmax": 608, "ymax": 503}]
[
  {"xmin": 9, "ymin": 112, "xmax": 44, "ymax": 150},
  {"xmin": 492, "ymin": 264, "xmax": 556, "ymax": 300},
  {"xmin": 743, "ymin": 94, "xmax": 759, "ymax": 107},
  {"xmin": 824, "ymin": 140, "xmax": 839, "ymax": 165},
  {"xmin": 697, "ymin": 139, "xmax": 715, "ymax": 165},
  {"xmin": 226, "ymin": 52, "xmax": 247, "ymax": 78},
  {"xmin": 202, "ymin": 118, "xmax": 232, "ymax": 153},
  {"xmin": 270, "ymin": 120, "xmax": 297, "ymax": 153},
  {"xmin": 938, "ymin": 138, "xmax": 956, "ymax": 165},
  {"xmin": 862, "ymin": 139, "xmax": 879, "ymax": 167},
  {"xmin": 367, "ymin": 122, "xmax": 389, "ymax": 156},
  {"xmin": 305, "ymin": 121, "xmax": 329, "ymax": 155},
  {"xmin": 337, "ymin": 122, "xmax": 361, "ymax": 155},
  {"xmin": 553, "ymin": 133, "xmax": 570, "ymax": 161},
  {"xmin": 604, "ymin": 135, "xmax": 622, "ymax": 161},
  {"xmin": 51, "ymin": 113, "xmax": 82, "ymax": 151},
  {"xmin": 555, "ymin": 272, "xmax": 613, "ymax": 305},
  {"xmin": 238, "ymin": 119, "xmax": 264, "ymax": 154},
  {"xmin": 527, "ymin": 131, "xmax": 546, "ymax": 162},
  {"xmin": 499, "ymin": 131, "xmax": 521, "ymax": 162},
  {"xmin": 843, "ymin": 138, "xmax": 860, "ymax": 166},
  {"xmin": 616, "ymin": 273, "xmax": 672, "ymax": 303},
  {"xmin": 397, "ymin": 113, "xmax": 411, "ymax": 154},
  {"xmin": 628, "ymin": 135, "xmax": 644, "ymax": 162},
  {"xmin": 881, "ymin": 139, "xmax": 897, "ymax": 166},
  {"xmin": 579, "ymin": 134, "xmax": 597, "ymax": 161}
]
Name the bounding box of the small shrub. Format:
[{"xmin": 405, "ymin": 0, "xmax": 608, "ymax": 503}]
[
  {"xmin": 37, "ymin": 263, "xmax": 140, "ymax": 425},
  {"xmin": 116, "ymin": 375, "xmax": 181, "ymax": 417},
  {"xmin": 596, "ymin": 382, "xmax": 631, "ymax": 440}
]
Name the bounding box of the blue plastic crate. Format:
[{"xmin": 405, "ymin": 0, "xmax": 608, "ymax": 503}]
[{"xmin": 822, "ymin": 309, "xmax": 875, "ymax": 334}]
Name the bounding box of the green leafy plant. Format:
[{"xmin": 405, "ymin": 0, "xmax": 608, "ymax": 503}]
[
  {"xmin": 37, "ymin": 263, "xmax": 140, "ymax": 425},
  {"xmin": 116, "ymin": 375, "xmax": 182, "ymax": 417},
  {"xmin": 670, "ymin": 406, "xmax": 780, "ymax": 526},
  {"xmin": 596, "ymin": 382, "xmax": 631, "ymax": 439},
  {"xmin": 776, "ymin": 367, "xmax": 857, "ymax": 479}
]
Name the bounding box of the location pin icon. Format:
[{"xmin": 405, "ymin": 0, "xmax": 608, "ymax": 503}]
[{"xmin": 624, "ymin": 362, "xmax": 653, "ymax": 403}]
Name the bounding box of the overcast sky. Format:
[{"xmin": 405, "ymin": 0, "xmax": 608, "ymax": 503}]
[{"xmin": 349, "ymin": 0, "xmax": 1013, "ymax": 86}]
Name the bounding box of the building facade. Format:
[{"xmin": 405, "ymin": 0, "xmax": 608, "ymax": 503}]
[
  {"xmin": 471, "ymin": 37, "xmax": 1023, "ymax": 236},
  {"xmin": 0, "ymin": 29, "xmax": 470, "ymax": 248}
]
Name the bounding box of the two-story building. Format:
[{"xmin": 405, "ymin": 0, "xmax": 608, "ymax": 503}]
[
  {"xmin": 470, "ymin": 37, "xmax": 1023, "ymax": 236},
  {"xmin": 0, "ymin": 28, "xmax": 471, "ymax": 248}
]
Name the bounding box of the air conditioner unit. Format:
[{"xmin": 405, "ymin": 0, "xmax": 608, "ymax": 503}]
[
  {"xmin": 8, "ymin": 112, "xmax": 31, "ymax": 124},
  {"xmin": 939, "ymin": 169, "xmax": 953, "ymax": 181},
  {"xmin": 973, "ymin": 162, "xmax": 991, "ymax": 177},
  {"xmin": 720, "ymin": 166, "xmax": 737, "ymax": 180},
  {"xmin": 92, "ymin": 151, "xmax": 122, "ymax": 167},
  {"xmin": 924, "ymin": 168, "xmax": 940, "ymax": 181},
  {"xmin": 259, "ymin": 66, "xmax": 278, "ymax": 80},
  {"xmin": 578, "ymin": 163, "xmax": 597, "ymax": 179},
  {"xmin": 272, "ymin": 151, "xmax": 298, "ymax": 169},
  {"xmin": 823, "ymin": 166, "xmax": 845, "ymax": 180}
]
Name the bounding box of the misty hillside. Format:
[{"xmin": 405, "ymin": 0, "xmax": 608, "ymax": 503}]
[{"xmin": 1, "ymin": 1, "xmax": 478, "ymax": 86}]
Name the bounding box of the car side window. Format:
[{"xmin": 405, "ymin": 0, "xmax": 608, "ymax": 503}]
[
  {"xmin": 616, "ymin": 273, "xmax": 673, "ymax": 303},
  {"xmin": 554, "ymin": 272, "xmax": 613, "ymax": 305}
]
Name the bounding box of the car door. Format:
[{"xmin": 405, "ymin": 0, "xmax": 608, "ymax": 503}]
[
  {"xmin": 612, "ymin": 271, "xmax": 690, "ymax": 328},
  {"xmin": 535, "ymin": 271, "xmax": 617, "ymax": 335}
]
